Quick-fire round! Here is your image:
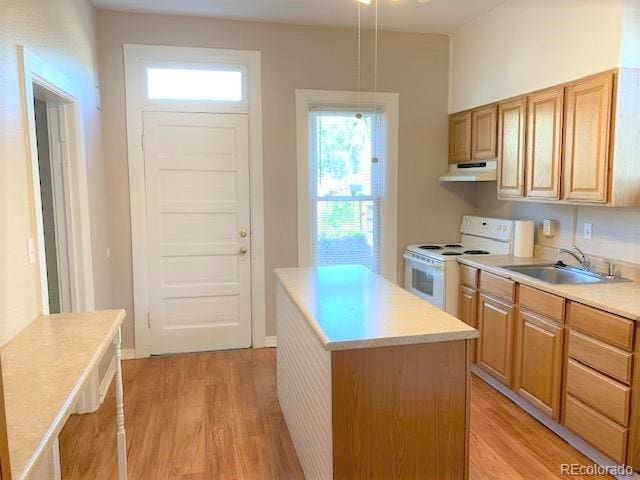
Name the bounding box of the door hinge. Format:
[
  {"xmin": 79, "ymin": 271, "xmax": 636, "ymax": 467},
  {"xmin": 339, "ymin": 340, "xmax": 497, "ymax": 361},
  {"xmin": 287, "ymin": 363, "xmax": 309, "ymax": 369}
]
[
  {"xmin": 146, "ymin": 312, "xmax": 151, "ymax": 328},
  {"xmin": 141, "ymin": 133, "xmax": 145, "ymax": 151}
]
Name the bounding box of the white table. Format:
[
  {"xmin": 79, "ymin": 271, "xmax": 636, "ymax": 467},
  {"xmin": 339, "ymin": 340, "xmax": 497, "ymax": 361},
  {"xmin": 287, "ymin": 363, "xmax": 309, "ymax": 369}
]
[{"xmin": 1, "ymin": 310, "xmax": 128, "ymax": 479}]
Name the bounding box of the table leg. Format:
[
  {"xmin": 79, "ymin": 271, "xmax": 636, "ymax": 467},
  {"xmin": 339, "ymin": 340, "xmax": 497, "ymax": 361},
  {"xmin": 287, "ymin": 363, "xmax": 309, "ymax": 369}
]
[{"xmin": 114, "ymin": 326, "xmax": 128, "ymax": 480}]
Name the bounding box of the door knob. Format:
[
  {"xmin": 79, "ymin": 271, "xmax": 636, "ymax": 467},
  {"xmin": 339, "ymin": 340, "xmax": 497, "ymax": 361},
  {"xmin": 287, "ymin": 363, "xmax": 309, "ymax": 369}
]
[
  {"xmin": 239, "ymin": 247, "xmax": 248, "ymax": 255},
  {"xmin": 239, "ymin": 229, "xmax": 248, "ymax": 238}
]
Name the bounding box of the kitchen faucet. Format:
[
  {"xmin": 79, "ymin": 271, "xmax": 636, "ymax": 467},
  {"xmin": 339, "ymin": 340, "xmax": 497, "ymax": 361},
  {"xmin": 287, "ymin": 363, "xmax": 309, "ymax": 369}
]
[{"xmin": 557, "ymin": 245, "xmax": 591, "ymax": 271}]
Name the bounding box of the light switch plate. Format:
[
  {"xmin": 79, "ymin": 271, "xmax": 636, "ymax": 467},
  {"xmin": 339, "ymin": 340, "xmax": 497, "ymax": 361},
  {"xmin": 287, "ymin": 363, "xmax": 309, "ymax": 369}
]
[{"xmin": 583, "ymin": 223, "xmax": 593, "ymax": 240}]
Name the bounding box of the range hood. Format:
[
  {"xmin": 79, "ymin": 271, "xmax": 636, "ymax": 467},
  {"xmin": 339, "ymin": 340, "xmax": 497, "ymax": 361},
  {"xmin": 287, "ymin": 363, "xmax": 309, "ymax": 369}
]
[{"xmin": 439, "ymin": 160, "xmax": 497, "ymax": 182}]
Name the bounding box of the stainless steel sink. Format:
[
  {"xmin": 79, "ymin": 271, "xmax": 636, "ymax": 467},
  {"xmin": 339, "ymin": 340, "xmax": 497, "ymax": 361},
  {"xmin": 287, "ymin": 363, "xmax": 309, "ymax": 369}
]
[{"xmin": 503, "ymin": 263, "xmax": 631, "ymax": 285}]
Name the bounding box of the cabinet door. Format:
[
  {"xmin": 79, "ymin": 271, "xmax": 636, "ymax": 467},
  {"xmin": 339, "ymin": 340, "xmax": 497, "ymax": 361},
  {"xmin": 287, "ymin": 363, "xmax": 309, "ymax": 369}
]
[
  {"xmin": 477, "ymin": 294, "xmax": 515, "ymax": 386},
  {"xmin": 497, "ymin": 98, "xmax": 526, "ymax": 197},
  {"xmin": 563, "ymin": 72, "xmax": 614, "ymax": 202},
  {"xmin": 449, "ymin": 111, "xmax": 472, "ymax": 164},
  {"xmin": 458, "ymin": 285, "xmax": 478, "ymax": 363},
  {"xmin": 471, "ymin": 105, "xmax": 497, "ymax": 161},
  {"xmin": 513, "ymin": 309, "xmax": 563, "ymax": 420},
  {"xmin": 526, "ymin": 88, "xmax": 563, "ymax": 199}
]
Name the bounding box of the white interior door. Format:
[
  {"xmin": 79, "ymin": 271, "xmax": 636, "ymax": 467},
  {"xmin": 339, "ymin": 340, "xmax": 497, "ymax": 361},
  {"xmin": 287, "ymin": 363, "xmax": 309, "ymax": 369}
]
[{"xmin": 143, "ymin": 111, "xmax": 252, "ymax": 354}]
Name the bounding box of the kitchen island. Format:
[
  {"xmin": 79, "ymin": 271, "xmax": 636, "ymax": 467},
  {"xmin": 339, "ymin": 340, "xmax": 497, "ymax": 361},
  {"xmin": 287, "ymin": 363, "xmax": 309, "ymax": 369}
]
[{"xmin": 275, "ymin": 265, "xmax": 478, "ymax": 480}]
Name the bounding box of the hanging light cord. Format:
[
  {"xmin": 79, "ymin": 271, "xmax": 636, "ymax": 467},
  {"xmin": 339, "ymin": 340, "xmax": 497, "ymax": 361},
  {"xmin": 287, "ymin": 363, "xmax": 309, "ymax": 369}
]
[
  {"xmin": 374, "ymin": 0, "xmax": 379, "ymax": 93},
  {"xmin": 357, "ymin": 2, "xmax": 362, "ymax": 117}
]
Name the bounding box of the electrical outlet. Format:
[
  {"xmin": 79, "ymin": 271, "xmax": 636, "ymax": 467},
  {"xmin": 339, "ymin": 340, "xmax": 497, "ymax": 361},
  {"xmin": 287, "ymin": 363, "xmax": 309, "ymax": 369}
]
[{"xmin": 583, "ymin": 223, "xmax": 593, "ymax": 240}]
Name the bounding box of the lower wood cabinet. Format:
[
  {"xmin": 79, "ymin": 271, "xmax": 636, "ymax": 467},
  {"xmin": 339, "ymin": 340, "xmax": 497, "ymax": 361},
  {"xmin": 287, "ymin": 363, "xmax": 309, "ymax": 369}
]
[
  {"xmin": 564, "ymin": 395, "xmax": 628, "ymax": 464},
  {"xmin": 468, "ymin": 268, "xmax": 640, "ymax": 471},
  {"xmin": 477, "ymin": 294, "xmax": 515, "ymax": 386},
  {"xmin": 458, "ymin": 285, "xmax": 477, "ymax": 362},
  {"xmin": 512, "ymin": 308, "xmax": 563, "ymax": 420}
]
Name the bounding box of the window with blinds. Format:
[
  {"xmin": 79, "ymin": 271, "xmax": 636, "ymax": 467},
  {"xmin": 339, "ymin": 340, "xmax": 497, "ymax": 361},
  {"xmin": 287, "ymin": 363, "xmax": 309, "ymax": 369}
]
[{"xmin": 309, "ymin": 108, "xmax": 385, "ymax": 273}]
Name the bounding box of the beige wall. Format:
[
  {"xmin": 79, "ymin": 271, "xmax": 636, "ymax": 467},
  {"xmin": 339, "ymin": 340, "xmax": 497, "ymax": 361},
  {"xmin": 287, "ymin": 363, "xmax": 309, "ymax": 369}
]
[
  {"xmin": 0, "ymin": 0, "xmax": 112, "ymax": 345},
  {"xmin": 462, "ymin": 0, "xmax": 640, "ymax": 267},
  {"xmin": 96, "ymin": 10, "xmax": 476, "ymax": 346},
  {"xmin": 449, "ymin": 0, "xmax": 624, "ymax": 112},
  {"xmin": 476, "ymin": 184, "xmax": 640, "ymax": 265}
]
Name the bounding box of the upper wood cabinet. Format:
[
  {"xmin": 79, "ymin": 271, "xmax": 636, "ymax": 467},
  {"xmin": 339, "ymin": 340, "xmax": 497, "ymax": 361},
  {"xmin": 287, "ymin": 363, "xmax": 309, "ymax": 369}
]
[
  {"xmin": 449, "ymin": 105, "xmax": 498, "ymax": 164},
  {"xmin": 448, "ymin": 111, "xmax": 472, "ymax": 164},
  {"xmin": 513, "ymin": 308, "xmax": 563, "ymax": 420},
  {"xmin": 477, "ymin": 293, "xmax": 515, "ymax": 387},
  {"xmin": 526, "ymin": 87, "xmax": 564, "ymax": 199},
  {"xmin": 563, "ymin": 72, "xmax": 614, "ymax": 203},
  {"xmin": 489, "ymin": 69, "xmax": 640, "ymax": 206},
  {"xmin": 471, "ymin": 105, "xmax": 498, "ymax": 161},
  {"xmin": 497, "ymin": 98, "xmax": 526, "ymax": 198}
]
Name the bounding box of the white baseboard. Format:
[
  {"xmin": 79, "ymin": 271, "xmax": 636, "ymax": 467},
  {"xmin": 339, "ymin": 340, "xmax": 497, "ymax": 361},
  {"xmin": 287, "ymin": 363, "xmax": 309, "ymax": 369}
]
[
  {"xmin": 122, "ymin": 348, "xmax": 136, "ymax": 360},
  {"xmin": 471, "ymin": 365, "xmax": 639, "ymax": 480},
  {"xmin": 264, "ymin": 336, "xmax": 277, "ymax": 348}
]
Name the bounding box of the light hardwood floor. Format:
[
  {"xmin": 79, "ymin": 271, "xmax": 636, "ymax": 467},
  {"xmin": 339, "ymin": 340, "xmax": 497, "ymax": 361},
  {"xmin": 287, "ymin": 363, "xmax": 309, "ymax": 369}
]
[{"xmin": 60, "ymin": 348, "xmax": 607, "ymax": 479}]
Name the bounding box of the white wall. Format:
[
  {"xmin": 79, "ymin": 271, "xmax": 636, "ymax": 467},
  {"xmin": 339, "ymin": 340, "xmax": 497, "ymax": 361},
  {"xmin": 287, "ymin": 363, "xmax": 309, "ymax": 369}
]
[
  {"xmin": 461, "ymin": 0, "xmax": 640, "ymax": 267},
  {"xmin": 449, "ymin": 0, "xmax": 624, "ymax": 112},
  {"xmin": 0, "ymin": 0, "xmax": 112, "ymax": 345},
  {"xmin": 620, "ymin": 0, "xmax": 640, "ymax": 67}
]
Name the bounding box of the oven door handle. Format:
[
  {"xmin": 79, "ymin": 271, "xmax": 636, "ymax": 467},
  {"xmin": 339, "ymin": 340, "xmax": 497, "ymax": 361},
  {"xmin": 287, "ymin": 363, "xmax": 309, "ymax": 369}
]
[{"xmin": 403, "ymin": 253, "xmax": 443, "ymax": 269}]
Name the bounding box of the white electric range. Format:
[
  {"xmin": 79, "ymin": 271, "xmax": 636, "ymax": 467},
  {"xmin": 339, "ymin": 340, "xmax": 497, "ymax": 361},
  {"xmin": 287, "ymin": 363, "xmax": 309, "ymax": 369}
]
[{"xmin": 404, "ymin": 216, "xmax": 515, "ymax": 314}]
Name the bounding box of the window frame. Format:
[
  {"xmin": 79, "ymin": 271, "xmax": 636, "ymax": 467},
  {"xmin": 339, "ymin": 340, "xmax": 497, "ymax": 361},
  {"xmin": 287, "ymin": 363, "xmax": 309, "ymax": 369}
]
[{"xmin": 295, "ymin": 89, "xmax": 399, "ymax": 282}]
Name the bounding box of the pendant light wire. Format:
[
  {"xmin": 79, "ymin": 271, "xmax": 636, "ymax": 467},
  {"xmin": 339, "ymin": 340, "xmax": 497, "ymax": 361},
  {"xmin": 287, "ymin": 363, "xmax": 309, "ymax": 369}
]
[
  {"xmin": 374, "ymin": 0, "xmax": 378, "ymax": 92},
  {"xmin": 357, "ymin": 1, "xmax": 362, "ymax": 117}
]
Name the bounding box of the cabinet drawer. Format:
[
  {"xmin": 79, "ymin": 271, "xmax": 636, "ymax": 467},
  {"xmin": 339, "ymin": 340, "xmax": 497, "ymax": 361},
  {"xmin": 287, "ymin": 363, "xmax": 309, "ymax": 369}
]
[
  {"xmin": 568, "ymin": 302, "xmax": 634, "ymax": 351},
  {"xmin": 564, "ymin": 395, "xmax": 628, "ymax": 464},
  {"xmin": 479, "ymin": 271, "xmax": 515, "ymax": 302},
  {"xmin": 519, "ymin": 284, "xmax": 564, "ymax": 322},
  {"xmin": 460, "ymin": 265, "xmax": 478, "ymax": 288},
  {"xmin": 566, "ymin": 359, "xmax": 630, "ymax": 426},
  {"xmin": 568, "ymin": 331, "xmax": 632, "ymax": 384}
]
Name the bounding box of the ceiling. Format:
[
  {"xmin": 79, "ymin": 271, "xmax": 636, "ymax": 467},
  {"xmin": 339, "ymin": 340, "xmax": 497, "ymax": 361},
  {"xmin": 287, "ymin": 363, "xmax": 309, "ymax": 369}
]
[{"xmin": 91, "ymin": 0, "xmax": 506, "ymax": 34}]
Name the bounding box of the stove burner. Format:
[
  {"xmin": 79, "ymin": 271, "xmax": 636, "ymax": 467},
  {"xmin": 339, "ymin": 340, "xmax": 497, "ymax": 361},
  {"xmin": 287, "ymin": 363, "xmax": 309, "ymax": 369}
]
[
  {"xmin": 463, "ymin": 250, "xmax": 490, "ymax": 255},
  {"xmin": 444, "ymin": 244, "xmax": 463, "ymax": 248},
  {"xmin": 441, "ymin": 252, "xmax": 463, "ymax": 256},
  {"xmin": 419, "ymin": 245, "xmax": 443, "ymax": 250}
]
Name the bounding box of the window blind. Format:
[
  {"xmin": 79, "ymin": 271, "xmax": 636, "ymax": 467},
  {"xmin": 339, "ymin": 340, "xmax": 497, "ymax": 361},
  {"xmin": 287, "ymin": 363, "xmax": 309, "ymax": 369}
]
[{"xmin": 308, "ymin": 109, "xmax": 385, "ymax": 273}]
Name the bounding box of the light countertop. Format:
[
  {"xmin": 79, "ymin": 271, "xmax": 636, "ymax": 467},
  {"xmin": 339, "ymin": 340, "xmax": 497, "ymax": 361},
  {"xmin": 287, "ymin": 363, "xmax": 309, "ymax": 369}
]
[
  {"xmin": 1, "ymin": 309, "xmax": 125, "ymax": 479},
  {"xmin": 458, "ymin": 256, "xmax": 640, "ymax": 321},
  {"xmin": 275, "ymin": 265, "xmax": 478, "ymax": 351}
]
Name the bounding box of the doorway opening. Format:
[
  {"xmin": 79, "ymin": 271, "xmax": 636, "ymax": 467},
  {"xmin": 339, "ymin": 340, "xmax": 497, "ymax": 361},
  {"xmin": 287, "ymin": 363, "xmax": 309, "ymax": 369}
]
[
  {"xmin": 33, "ymin": 93, "xmax": 74, "ymax": 314},
  {"xmin": 20, "ymin": 46, "xmax": 96, "ymax": 316}
]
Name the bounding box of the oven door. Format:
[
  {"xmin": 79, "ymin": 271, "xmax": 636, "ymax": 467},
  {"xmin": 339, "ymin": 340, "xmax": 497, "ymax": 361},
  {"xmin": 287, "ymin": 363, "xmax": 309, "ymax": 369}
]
[{"xmin": 403, "ymin": 254, "xmax": 445, "ymax": 310}]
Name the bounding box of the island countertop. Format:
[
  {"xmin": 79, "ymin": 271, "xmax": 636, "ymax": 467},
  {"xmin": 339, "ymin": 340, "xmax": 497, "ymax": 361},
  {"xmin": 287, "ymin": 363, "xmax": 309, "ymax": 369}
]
[{"xmin": 275, "ymin": 265, "xmax": 477, "ymax": 351}]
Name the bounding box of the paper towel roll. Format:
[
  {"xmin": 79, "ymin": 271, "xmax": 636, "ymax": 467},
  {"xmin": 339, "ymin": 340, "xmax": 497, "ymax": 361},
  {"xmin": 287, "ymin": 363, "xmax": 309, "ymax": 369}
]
[{"xmin": 513, "ymin": 220, "xmax": 535, "ymax": 257}]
